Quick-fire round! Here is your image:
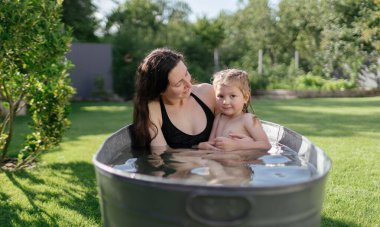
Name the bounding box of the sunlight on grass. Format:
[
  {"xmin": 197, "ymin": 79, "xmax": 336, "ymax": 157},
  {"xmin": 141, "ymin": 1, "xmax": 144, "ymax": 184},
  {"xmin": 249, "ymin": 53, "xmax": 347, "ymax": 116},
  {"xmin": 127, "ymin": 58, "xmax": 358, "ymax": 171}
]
[
  {"xmin": 273, "ymin": 105, "xmax": 380, "ymax": 115},
  {"xmin": 81, "ymin": 105, "xmax": 130, "ymax": 112}
]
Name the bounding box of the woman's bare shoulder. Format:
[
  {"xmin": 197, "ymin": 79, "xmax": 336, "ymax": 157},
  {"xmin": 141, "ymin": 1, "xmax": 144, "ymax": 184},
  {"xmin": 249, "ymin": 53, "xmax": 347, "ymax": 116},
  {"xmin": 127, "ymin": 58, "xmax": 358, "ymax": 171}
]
[
  {"xmin": 192, "ymin": 83, "xmax": 214, "ymax": 94},
  {"xmin": 148, "ymin": 100, "xmax": 162, "ymax": 123},
  {"xmin": 147, "ymin": 99, "xmax": 160, "ymax": 109},
  {"xmin": 192, "ymin": 83, "xmax": 215, "ymax": 110}
]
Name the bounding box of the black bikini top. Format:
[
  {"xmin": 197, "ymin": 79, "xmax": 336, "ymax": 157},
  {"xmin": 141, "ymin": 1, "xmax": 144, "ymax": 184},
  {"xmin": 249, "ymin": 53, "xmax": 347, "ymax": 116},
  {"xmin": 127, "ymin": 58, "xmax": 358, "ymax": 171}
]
[{"xmin": 159, "ymin": 93, "xmax": 214, "ymax": 148}]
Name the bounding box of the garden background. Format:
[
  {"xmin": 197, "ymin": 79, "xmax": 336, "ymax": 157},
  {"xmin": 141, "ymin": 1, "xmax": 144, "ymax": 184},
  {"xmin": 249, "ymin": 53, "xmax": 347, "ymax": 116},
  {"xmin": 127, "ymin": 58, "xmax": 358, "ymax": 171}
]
[{"xmin": 1, "ymin": 0, "xmax": 379, "ymax": 226}]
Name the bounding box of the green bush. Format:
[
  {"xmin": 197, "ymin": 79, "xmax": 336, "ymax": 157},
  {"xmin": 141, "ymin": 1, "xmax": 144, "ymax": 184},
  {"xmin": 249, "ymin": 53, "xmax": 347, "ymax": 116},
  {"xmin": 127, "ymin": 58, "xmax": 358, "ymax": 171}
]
[
  {"xmin": 294, "ymin": 73, "xmax": 325, "ymax": 90},
  {"xmin": 249, "ymin": 70, "xmax": 269, "ymax": 90},
  {"xmin": 0, "ymin": 0, "xmax": 74, "ymax": 169},
  {"xmin": 322, "ymin": 78, "xmax": 356, "ymax": 91},
  {"xmin": 250, "ymin": 64, "xmax": 303, "ymax": 90},
  {"xmin": 294, "ymin": 73, "xmax": 355, "ymax": 91}
]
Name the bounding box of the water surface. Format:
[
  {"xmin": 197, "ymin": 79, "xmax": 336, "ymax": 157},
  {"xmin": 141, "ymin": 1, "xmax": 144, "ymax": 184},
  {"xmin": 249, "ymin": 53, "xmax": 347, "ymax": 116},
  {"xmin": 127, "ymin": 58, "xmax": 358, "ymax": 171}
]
[{"xmin": 112, "ymin": 143, "xmax": 317, "ymax": 187}]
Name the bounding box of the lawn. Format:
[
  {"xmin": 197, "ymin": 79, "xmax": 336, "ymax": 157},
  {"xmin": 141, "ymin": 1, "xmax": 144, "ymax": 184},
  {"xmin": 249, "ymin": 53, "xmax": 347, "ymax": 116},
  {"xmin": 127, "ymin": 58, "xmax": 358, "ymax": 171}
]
[{"xmin": 1, "ymin": 96, "xmax": 379, "ymax": 226}]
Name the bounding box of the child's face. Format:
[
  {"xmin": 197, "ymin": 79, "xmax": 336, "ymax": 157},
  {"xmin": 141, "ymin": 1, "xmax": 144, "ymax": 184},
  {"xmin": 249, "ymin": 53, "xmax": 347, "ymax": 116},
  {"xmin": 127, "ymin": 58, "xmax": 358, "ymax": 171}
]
[{"xmin": 215, "ymin": 83, "xmax": 248, "ymax": 117}]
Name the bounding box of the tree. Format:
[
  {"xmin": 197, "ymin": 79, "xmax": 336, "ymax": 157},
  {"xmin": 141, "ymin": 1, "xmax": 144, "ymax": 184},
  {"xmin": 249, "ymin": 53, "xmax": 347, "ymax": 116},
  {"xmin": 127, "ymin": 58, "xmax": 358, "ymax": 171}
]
[
  {"xmin": 104, "ymin": 0, "xmax": 212, "ymax": 99},
  {"xmin": 276, "ymin": 0, "xmax": 325, "ymax": 72},
  {"xmin": 318, "ymin": 0, "xmax": 378, "ymax": 81},
  {"xmin": 193, "ymin": 17, "xmax": 225, "ymax": 71},
  {"xmin": 62, "ymin": 0, "xmax": 99, "ymax": 42},
  {"xmin": 105, "ymin": 0, "xmax": 165, "ymax": 99},
  {"xmin": 0, "ymin": 0, "xmax": 75, "ymax": 169},
  {"xmin": 221, "ymin": 0, "xmax": 278, "ymax": 67}
]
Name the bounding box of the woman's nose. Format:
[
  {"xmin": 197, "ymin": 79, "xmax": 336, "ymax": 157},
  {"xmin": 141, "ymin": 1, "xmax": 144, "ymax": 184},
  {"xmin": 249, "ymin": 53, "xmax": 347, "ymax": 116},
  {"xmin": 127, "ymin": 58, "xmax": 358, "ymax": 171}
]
[{"xmin": 184, "ymin": 77, "xmax": 192, "ymax": 87}]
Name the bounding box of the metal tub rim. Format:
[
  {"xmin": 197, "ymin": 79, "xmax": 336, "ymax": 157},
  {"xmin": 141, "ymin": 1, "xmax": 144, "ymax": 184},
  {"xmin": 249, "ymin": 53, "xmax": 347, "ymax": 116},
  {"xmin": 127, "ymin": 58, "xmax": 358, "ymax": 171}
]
[{"xmin": 93, "ymin": 120, "xmax": 332, "ymax": 192}]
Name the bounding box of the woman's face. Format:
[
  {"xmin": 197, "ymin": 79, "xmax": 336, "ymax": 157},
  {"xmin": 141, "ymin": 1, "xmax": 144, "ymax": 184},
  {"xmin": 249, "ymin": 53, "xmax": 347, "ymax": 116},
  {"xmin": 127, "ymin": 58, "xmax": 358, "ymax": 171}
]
[{"xmin": 162, "ymin": 61, "xmax": 192, "ymax": 99}]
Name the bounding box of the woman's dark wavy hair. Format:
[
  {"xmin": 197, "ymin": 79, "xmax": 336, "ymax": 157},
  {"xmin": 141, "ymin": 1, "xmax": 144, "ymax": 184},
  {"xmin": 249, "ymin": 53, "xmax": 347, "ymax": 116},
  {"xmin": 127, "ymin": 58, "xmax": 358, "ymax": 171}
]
[{"xmin": 132, "ymin": 48, "xmax": 184, "ymax": 149}]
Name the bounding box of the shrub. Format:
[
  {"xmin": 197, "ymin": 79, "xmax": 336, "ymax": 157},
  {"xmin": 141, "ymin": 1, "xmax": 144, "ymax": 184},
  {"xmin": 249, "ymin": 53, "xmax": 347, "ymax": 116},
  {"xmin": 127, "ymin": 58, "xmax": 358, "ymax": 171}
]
[
  {"xmin": 294, "ymin": 73, "xmax": 355, "ymax": 91},
  {"xmin": 294, "ymin": 73, "xmax": 325, "ymax": 90},
  {"xmin": 0, "ymin": 0, "xmax": 74, "ymax": 169}
]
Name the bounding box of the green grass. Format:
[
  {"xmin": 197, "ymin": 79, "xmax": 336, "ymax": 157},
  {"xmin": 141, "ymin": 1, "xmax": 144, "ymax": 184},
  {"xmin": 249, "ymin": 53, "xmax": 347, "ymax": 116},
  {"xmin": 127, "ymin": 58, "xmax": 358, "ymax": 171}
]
[{"xmin": 1, "ymin": 97, "xmax": 380, "ymax": 226}]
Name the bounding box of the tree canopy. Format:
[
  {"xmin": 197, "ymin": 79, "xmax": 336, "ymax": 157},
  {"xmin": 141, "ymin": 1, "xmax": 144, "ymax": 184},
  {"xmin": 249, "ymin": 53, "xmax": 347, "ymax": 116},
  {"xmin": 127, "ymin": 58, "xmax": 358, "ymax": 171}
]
[
  {"xmin": 100, "ymin": 0, "xmax": 379, "ymax": 98},
  {"xmin": 62, "ymin": 0, "xmax": 99, "ymax": 42}
]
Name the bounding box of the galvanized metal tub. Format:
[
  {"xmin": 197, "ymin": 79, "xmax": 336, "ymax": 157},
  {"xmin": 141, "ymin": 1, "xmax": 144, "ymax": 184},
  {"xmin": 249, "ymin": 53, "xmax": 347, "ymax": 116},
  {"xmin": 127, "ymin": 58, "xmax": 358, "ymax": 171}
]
[{"xmin": 93, "ymin": 121, "xmax": 331, "ymax": 227}]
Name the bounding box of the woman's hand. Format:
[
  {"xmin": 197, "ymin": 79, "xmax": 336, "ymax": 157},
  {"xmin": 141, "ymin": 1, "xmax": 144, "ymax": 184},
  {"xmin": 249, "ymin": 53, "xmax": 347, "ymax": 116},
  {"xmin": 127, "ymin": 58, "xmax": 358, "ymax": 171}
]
[
  {"xmin": 213, "ymin": 136, "xmax": 239, "ymax": 151},
  {"xmin": 195, "ymin": 134, "xmax": 252, "ymax": 151},
  {"xmin": 213, "ymin": 133, "xmax": 264, "ymax": 151},
  {"xmin": 197, "ymin": 141, "xmax": 220, "ymax": 151},
  {"xmin": 228, "ymin": 132, "xmax": 272, "ymax": 151}
]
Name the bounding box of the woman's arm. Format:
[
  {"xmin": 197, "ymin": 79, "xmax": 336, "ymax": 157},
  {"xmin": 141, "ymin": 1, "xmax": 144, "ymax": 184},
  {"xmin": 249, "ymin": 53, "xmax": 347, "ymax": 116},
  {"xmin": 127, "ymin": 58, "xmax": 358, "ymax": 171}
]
[{"xmin": 148, "ymin": 101, "xmax": 167, "ymax": 147}]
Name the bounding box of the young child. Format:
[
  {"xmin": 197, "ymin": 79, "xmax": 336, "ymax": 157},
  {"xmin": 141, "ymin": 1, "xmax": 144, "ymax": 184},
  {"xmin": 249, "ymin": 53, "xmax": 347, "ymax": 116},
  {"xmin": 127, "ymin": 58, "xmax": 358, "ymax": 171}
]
[{"xmin": 198, "ymin": 69, "xmax": 271, "ymax": 151}]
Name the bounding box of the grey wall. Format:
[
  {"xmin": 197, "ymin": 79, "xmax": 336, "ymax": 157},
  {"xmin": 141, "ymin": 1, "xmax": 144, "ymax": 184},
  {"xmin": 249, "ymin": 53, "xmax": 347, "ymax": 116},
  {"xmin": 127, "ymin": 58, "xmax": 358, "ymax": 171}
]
[{"xmin": 66, "ymin": 42, "xmax": 113, "ymax": 100}]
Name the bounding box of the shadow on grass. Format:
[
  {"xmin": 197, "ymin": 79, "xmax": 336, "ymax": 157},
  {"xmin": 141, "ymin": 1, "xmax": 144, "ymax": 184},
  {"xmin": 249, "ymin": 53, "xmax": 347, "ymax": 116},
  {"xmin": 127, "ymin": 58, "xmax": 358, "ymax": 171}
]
[
  {"xmin": 0, "ymin": 192, "xmax": 25, "ymax": 226},
  {"xmin": 2, "ymin": 171, "xmax": 59, "ymax": 226},
  {"xmin": 1, "ymin": 161, "xmax": 100, "ymax": 226},
  {"xmin": 322, "ymin": 216, "xmax": 360, "ymax": 227}
]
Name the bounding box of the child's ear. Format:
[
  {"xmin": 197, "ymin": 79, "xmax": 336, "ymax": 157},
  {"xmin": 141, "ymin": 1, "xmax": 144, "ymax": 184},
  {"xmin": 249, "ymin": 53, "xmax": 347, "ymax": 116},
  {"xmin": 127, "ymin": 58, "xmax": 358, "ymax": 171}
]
[{"xmin": 244, "ymin": 93, "xmax": 250, "ymax": 102}]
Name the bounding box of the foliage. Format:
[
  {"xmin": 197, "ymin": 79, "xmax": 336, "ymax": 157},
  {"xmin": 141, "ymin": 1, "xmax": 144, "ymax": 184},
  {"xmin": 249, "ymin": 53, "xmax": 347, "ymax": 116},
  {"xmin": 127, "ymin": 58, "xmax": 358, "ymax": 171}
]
[
  {"xmin": 102, "ymin": 0, "xmax": 379, "ymax": 96},
  {"xmin": 193, "ymin": 17, "xmax": 225, "ymax": 49},
  {"xmin": 105, "ymin": 0, "xmax": 215, "ymax": 99},
  {"xmin": 61, "ymin": 0, "xmax": 99, "ymax": 42},
  {"xmin": 91, "ymin": 75, "xmax": 111, "ymax": 100},
  {"xmin": 220, "ymin": 0, "xmax": 277, "ymax": 70},
  {"xmin": 219, "ymin": 0, "xmax": 379, "ymax": 89},
  {"xmin": 294, "ymin": 73, "xmax": 356, "ymax": 90},
  {"xmin": 193, "ymin": 17, "xmax": 225, "ymax": 71},
  {"xmin": 0, "ymin": 0, "xmax": 75, "ymax": 169}
]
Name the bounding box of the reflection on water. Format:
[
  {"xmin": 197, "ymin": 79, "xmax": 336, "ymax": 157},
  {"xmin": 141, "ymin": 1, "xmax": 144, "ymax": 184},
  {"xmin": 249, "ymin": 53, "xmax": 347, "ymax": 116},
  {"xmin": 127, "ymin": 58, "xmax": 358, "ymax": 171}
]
[{"xmin": 112, "ymin": 143, "xmax": 317, "ymax": 187}]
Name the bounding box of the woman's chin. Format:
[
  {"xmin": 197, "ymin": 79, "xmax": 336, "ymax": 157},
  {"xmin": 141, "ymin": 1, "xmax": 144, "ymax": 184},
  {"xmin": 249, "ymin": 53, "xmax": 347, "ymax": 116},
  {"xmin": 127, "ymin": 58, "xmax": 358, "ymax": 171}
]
[{"xmin": 184, "ymin": 89, "xmax": 191, "ymax": 96}]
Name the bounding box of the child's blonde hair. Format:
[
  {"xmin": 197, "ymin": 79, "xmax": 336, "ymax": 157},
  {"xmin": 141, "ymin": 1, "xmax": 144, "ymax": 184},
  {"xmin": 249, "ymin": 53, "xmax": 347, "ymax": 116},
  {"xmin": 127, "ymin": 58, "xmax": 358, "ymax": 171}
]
[{"xmin": 212, "ymin": 69, "xmax": 252, "ymax": 113}]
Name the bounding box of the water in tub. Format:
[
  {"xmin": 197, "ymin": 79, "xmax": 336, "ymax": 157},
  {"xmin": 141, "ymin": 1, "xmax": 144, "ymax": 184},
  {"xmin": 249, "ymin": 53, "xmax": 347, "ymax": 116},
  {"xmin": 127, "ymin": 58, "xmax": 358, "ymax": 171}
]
[{"xmin": 112, "ymin": 143, "xmax": 318, "ymax": 187}]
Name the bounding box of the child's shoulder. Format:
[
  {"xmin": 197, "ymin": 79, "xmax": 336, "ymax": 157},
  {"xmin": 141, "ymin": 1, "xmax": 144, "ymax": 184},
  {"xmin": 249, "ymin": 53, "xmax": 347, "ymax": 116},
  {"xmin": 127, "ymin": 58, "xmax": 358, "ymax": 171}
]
[
  {"xmin": 243, "ymin": 112, "xmax": 256, "ymax": 118},
  {"xmin": 242, "ymin": 112, "xmax": 259, "ymax": 123}
]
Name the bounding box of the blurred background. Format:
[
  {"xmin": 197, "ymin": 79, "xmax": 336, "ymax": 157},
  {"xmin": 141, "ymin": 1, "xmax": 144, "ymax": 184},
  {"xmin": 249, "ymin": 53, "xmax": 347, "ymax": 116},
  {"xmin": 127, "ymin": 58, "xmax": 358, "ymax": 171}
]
[{"xmin": 62, "ymin": 0, "xmax": 380, "ymax": 100}]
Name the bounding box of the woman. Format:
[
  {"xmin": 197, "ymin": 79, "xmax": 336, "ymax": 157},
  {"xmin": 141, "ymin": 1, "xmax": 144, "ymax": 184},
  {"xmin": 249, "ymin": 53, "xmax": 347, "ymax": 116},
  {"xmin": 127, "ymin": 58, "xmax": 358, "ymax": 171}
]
[{"xmin": 132, "ymin": 48, "xmax": 265, "ymax": 152}]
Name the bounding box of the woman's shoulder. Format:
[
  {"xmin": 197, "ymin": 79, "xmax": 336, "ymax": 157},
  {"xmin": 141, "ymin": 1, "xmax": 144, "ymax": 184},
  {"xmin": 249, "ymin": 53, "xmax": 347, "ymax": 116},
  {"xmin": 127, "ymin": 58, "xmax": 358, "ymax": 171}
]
[
  {"xmin": 148, "ymin": 99, "xmax": 162, "ymax": 124},
  {"xmin": 148, "ymin": 99, "xmax": 160, "ymax": 110},
  {"xmin": 192, "ymin": 83, "xmax": 214, "ymax": 100},
  {"xmin": 192, "ymin": 83, "xmax": 214, "ymax": 94},
  {"xmin": 192, "ymin": 83, "xmax": 216, "ymax": 112}
]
